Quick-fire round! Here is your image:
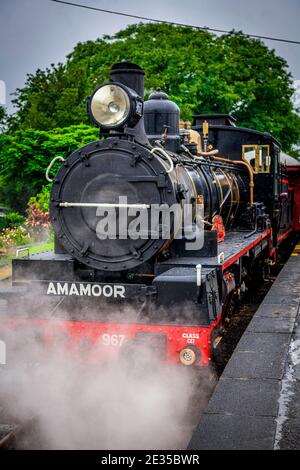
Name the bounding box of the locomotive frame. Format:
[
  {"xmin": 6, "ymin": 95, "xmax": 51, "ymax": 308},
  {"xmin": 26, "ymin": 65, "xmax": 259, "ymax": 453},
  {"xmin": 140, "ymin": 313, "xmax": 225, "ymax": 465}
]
[{"xmin": 1, "ymin": 62, "xmax": 300, "ymax": 368}]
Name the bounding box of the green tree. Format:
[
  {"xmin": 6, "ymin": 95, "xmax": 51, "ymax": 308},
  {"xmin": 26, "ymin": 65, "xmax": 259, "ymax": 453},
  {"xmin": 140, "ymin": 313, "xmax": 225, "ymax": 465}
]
[
  {"xmin": 0, "ymin": 124, "xmax": 98, "ymax": 211},
  {"xmin": 7, "ymin": 23, "xmax": 300, "ymax": 152},
  {"xmin": 0, "ymin": 106, "xmax": 7, "ymax": 133}
]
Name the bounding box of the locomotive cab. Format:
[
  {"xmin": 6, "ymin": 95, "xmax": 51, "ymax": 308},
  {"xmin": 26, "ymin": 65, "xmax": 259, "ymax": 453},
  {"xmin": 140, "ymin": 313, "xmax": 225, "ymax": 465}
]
[{"xmin": 192, "ymin": 114, "xmax": 292, "ymax": 246}]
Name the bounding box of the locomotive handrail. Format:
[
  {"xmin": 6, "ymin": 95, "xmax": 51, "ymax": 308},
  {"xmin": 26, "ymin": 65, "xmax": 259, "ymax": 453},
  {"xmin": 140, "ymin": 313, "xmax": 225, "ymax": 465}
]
[
  {"xmin": 198, "ymin": 150, "xmax": 219, "ymax": 157},
  {"xmin": 45, "ymin": 156, "xmax": 65, "ymax": 183},
  {"xmin": 150, "ymin": 147, "xmax": 174, "ymax": 174},
  {"xmin": 59, "ymin": 202, "xmax": 150, "ymax": 209},
  {"xmin": 16, "ymin": 247, "xmax": 29, "ymax": 258}
]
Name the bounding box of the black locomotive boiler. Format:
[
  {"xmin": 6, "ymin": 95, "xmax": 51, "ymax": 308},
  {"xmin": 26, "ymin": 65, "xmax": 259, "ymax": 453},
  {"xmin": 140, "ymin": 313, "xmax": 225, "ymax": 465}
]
[{"xmin": 0, "ymin": 62, "xmax": 298, "ymax": 367}]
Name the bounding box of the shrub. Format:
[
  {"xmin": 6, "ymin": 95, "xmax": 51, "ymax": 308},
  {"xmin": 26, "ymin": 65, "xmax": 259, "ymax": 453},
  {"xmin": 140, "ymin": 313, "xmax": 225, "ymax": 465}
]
[
  {"xmin": 28, "ymin": 185, "xmax": 51, "ymax": 212},
  {"xmin": 2, "ymin": 211, "xmax": 26, "ymax": 229},
  {"xmin": 26, "ymin": 197, "xmax": 50, "ymax": 241},
  {"xmin": 0, "ymin": 226, "xmax": 31, "ymax": 249},
  {"xmin": 0, "ymin": 190, "xmax": 51, "ymax": 250}
]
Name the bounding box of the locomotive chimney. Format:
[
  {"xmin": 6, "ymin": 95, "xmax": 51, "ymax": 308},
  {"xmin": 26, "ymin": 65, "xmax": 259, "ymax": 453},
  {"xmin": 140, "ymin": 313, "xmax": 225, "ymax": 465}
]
[
  {"xmin": 109, "ymin": 62, "xmax": 148, "ymax": 145},
  {"xmin": 110, "ymin": 62, "xmax": 145, "ymax": 97}
]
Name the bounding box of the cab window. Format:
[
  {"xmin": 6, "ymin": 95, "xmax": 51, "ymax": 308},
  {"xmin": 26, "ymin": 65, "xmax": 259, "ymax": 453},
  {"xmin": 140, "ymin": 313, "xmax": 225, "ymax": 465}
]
[{"xmin": 242, "ymin": 145, "xmax": 270, "ymax": 174}]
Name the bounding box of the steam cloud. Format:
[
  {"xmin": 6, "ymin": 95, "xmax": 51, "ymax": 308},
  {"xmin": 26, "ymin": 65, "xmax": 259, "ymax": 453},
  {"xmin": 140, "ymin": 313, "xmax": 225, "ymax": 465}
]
[{"xmin": 0, "ymin": 297, "xmax": 216, "ymax": 450}]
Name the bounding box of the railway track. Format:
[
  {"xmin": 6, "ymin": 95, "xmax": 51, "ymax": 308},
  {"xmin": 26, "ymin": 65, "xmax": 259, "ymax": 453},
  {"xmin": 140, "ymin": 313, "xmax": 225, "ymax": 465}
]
[
  {"xmin": 0, "ymin": 424, "xmax": 21, "ymax": 449},
  {"xmin": 0, "ymin": 418, "xmax": 39, "ymax": 450}
]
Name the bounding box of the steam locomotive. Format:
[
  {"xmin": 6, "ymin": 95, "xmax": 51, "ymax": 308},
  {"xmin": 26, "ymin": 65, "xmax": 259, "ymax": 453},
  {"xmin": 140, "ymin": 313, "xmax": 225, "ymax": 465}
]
[{"xmin": 1, "ymin": 62, "xmax": 300, "ymax": 368}]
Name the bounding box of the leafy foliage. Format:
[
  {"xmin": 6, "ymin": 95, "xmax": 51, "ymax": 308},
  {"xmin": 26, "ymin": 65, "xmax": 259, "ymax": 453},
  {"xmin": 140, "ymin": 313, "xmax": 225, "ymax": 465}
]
[
  {"xmin": 0, "ymin": 226, "xmax": 31, "ymax": 249},
  {"xmin": 8, "ymin": 23, "xmax": 300, "ymax": 151},
  {"xmin": 28, "ymin": 185, "xmax": 51, "ymax": 213},
  {"xmin": 0, "ymin": 196, "xmax": 52, "ymax": 251},
  {"xmin": 0, "ymin": 106, "xmax": 7, "ymax": 133},
  {"xmin": 1, "ymin": 211, "xmax": 26, "ymax": 229},
  {"xmin": 26, "ymin": 198, "xmax": 50, "ymax": 241},
  {"xmin": 0, "ymin": 124, "xmax": 98, "ymax": 211},
  {"xmin": 0, "ymin": 106, "xmax": 5, "ymax": 122}
]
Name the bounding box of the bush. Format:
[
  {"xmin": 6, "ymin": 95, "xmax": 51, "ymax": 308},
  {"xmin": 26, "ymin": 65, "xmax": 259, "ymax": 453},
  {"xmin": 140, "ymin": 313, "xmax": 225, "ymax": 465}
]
[
  {"xmin": 0, "ymin": 226, "xmax": 31, "ymax": 249},
  {"xmin": 2, "ymin": 211, "xmax": 26, "ymax": 229},
  {"xmin": 0, "ymin": 190, "xmax": 51, "ymax": 250},
  {"xmin": 26, "ymin": 196, "xmax": 50, "ymax": 241},
  {"xmin": 28, "ymin": 185, "xmax": 51, "ymax": 212}
]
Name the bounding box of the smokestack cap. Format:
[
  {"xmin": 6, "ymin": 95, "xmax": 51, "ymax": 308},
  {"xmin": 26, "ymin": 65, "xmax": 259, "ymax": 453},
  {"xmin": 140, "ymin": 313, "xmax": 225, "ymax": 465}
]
[{"xmin": 110, "ymin": 62, "xmax": 145, "ymax": 76}]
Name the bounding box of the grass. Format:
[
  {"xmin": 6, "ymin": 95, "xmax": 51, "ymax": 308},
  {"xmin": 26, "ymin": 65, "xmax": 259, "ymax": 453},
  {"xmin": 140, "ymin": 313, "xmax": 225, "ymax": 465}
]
[
  {"xmin": 0, "ymin": 255, "xmax": 12, "ymax": 267},
  {"xmin": 0, "ymin": 240, "xmax": 54, "ymax": 267},
  {"xmin": 26, "ymin": 241, "xmax": 54, "ymax": 256}
]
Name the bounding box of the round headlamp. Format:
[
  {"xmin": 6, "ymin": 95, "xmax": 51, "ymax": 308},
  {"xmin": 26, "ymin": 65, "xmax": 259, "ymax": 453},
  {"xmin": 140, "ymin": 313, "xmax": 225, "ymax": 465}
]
[{"xmin": 88, "ymin": 83, "xmax": 143, "ymax": 129}]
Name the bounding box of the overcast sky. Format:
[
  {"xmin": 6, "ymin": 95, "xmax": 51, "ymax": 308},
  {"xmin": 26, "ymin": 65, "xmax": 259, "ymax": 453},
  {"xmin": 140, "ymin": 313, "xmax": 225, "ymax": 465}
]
[{"xmin": 1, "ymin": 0, "xmax": 300, "ymax": 113}]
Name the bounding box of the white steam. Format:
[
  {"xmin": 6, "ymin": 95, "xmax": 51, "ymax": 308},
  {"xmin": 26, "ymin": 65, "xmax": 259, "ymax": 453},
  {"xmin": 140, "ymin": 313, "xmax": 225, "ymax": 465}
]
[{"xmin": 0, "ymin": 299, "xmax": 216, "ymax": 450}]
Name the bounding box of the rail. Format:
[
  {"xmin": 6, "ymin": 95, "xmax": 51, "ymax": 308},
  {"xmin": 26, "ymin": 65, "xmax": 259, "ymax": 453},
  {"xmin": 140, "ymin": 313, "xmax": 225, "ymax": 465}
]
[{"xmin": 0, "ymin": 424, "xmax": 20, "ymax": 449}]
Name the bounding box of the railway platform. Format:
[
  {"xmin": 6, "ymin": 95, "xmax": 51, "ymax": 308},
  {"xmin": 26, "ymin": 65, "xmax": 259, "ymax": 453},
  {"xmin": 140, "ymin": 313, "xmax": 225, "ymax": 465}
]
[{"xmin": 188, "ymin": 245, "xmax": 300, "ymax": 450}]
